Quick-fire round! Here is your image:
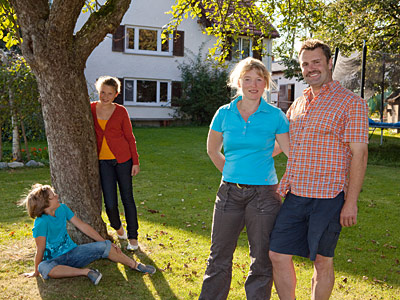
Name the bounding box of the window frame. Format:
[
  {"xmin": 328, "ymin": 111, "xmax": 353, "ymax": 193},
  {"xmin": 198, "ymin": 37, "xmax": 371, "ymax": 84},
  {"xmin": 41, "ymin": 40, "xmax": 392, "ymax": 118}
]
[
  {"xmin": 123, "ymin": 78, "xmax": 172, "ymax": 106},
  {"xmin": 125, "ymin": 26, "xmax": 173, "ymax": 56},
  {"xmin": 232, "ymin": 37, "xmax": 253, "ymax": 60}
]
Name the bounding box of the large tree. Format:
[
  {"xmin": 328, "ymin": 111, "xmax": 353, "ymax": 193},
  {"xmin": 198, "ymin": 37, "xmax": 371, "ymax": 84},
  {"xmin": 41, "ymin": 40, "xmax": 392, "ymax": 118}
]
[{"xmin": 2, "ymin": 0, "xmax": 131, "ymax": 243}]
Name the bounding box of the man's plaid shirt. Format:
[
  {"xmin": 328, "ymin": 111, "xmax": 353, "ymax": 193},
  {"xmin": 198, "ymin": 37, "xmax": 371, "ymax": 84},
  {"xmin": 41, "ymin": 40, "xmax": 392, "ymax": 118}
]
[{"xmin": 278, "ymin": 80, "xmax": 369, "ymax": 199}]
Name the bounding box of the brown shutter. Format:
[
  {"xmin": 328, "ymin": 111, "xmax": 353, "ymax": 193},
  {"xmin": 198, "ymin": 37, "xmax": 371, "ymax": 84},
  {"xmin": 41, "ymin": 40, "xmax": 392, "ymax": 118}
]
[
  {"xmin": 252, "ymin": 49, "xmax": 262, "ymax": 60},
  {"xmin": 173, "ymin": 31, "xmax": 184, "ymax": 57},
  {"xmin": 252, "ymin": 39, "xmax": 262, "ymax": 60},
  {"xmin": 226, "ymin": 37, "xmax": 232, "ymax": 61},
  {"xmin": 171, "ymin": 81, "xmax": 182, "ymax": 106},
  {"xmin": 112, "ymin": 25, "xmax": 125, "ymax": 52},
  {"xmin": 114, "ymin": 78, "xmax": 124, "ymax": 105}
]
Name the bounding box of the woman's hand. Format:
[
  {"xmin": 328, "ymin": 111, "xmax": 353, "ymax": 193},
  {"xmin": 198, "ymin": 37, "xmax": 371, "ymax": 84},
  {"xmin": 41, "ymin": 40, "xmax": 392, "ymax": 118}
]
[
  {"xmin": 23, "ymin": 271, "xmax": 39, "ymax": 278},
  {"xmin": 276, "ymin": 132, "xmax": 290, "ymax": 157},
  {"xmin": 207, "ymin": 129, "xmax": 225, "ymax": 172},
  {"xmin": 131, "ymin": 164, "xmax": 140, "ymax": 176}
]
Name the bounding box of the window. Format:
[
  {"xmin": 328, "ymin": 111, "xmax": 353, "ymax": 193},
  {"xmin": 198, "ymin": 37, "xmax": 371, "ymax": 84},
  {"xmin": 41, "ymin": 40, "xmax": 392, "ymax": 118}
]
[
  {"xmin": 232, "ymin": 37, "xmax": 253, "ymax": 60},
  {"xmin": 271, "ymin": 79, "xmax": 279, "ymax": 92},
  {"xmin": 125, "ymin": 26, "xmax": 173, "ymax": 56},
  {"xmin": 124, "ymin": 79, "xmax": 171, "ymax": 106}
]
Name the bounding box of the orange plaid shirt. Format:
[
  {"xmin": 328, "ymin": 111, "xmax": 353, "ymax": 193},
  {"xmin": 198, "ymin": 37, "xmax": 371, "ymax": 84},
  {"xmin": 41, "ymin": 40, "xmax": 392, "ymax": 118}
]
[{"xmin": 278, "ymin": 80, "xmax": 369, "ymax": 199}]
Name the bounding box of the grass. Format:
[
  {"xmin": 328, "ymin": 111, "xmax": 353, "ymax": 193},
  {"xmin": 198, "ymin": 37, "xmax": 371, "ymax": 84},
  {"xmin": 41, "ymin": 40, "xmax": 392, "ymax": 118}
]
[{"xmin": 0, "ymin": 127, "xmax": 399, "ymax": 299}]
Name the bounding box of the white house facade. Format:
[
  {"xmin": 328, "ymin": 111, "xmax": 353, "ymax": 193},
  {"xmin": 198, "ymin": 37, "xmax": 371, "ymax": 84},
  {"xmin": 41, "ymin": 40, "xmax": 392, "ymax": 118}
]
[
  {"xmin": 271, "ymin": 61, "xmax": 308, "ymax": 113},
  {"xmin": 76, "ymin": 0, "xmax": 278, "ymax": 125}
]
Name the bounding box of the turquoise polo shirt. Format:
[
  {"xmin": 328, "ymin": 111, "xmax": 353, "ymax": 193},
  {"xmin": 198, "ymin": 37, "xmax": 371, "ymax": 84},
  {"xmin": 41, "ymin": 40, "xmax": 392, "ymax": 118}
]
[
  {"xmin": 32, "ymin": 203, "xmax": 77, "ymax": 260},
  {"xmin": 210, "ymin": 96, "xmax": 289, "ymax": 185}
]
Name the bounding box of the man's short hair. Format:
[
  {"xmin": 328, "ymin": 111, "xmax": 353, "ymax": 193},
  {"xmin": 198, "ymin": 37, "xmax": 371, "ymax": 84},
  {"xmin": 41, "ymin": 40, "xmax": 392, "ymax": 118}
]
[{"xmin": 299, "ymin": 39, "xmax": 332, "ymax": 63}]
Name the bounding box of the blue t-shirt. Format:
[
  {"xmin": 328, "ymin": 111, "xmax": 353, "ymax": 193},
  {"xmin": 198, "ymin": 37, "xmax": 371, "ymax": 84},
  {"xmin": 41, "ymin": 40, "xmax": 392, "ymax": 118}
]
[
  {"xmin": 210, "ymin": 96, "xmax": 289, "ymax": 185},
  {"xmin": 32, "ymin": 203, "xmax": 77, "ymax": 260}
]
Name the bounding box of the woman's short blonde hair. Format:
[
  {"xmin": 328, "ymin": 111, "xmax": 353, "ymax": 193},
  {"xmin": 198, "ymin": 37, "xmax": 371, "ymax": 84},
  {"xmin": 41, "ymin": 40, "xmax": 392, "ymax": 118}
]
[
  {"xmin": 19, "ymin": 184, "xmax": 53, "ymax": 218},
  {"xmin": 95, "ymin": 76, "xmax": 121, "ymax": 94},
  {"xmin": 228, "ymin": 57, "xmax": 272, "ymax": 99}
]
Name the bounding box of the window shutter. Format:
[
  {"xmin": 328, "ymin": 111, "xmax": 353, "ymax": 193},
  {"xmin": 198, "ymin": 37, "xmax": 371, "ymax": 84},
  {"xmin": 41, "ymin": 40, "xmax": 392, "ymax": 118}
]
[
  {"xmin": 252, "ymin": 49, "xmax": 262, "ymax": 60},
  {"xmin": 252, "ymin": 39, "xmax": 262, "ymax": 60},
  {"xmin": 226, "ymin": 37, "xmax": 232, "ymax": 61},
  {"xmin": 112, "ymin": 25, "xmax": 125, "ymax": 52},
  {"xmin": 171, "ymin": 81, "xmax": 182, "ymax": 106},
  {"xmin": 173, "ymin": 31, "xmax": 184, "ymax": 57},
  {"xmin": 114, "ymin": 78, "xmax": 124, "ymax": 105}
]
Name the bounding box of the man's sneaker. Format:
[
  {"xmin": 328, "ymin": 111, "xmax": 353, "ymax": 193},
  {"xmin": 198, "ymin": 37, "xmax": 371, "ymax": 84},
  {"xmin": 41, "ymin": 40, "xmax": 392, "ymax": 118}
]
[
  {"xmin": 87, "ymin": 269, "xmax": 102, "ymax": 285},
  {"xmin": 134, "ymin": 263, "xmax": 156, "ymax": 275}
]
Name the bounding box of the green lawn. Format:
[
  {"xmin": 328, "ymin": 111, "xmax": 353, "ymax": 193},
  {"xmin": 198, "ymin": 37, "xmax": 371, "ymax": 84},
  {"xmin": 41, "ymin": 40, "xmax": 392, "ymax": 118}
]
[{"xmin": 0, "ymin": 127, "xmax": 399, "ymax": 299}]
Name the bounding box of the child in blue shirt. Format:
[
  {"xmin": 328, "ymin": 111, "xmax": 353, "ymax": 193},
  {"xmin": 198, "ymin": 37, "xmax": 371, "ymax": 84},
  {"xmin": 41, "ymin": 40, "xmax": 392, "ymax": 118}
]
[{"xmin": 21, "ymin": 184, "xmax": 155, "ymax": 285}]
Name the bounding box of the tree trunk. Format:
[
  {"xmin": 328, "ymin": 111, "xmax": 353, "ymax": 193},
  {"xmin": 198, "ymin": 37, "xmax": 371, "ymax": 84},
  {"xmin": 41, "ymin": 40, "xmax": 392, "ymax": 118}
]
[
  {"xmin": 9, "ymin": 0, "xmax": 132, "ymax": 243},
  {"xmin": 34, "ymin": 64, "xmax": 108, "ymax": 243},
  {"xmin": 0, "ymin": 124, "xmax": 2, "ymax": 161},
  {"xmin": 9, "ymin": 88, "xmax": 21, "ymax": 161},
  {"xmin": 20, "ymin": 120, "xmax": 31, "ymax": 161}
]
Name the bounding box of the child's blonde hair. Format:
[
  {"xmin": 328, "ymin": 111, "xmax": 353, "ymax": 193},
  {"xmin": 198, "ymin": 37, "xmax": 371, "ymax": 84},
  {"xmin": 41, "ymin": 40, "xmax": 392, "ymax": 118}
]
[
  {"xmin": 228, "ymin": 57, "xmax": 273, "ymax": 99},
  {"xmin": 19, "ymin": 184, "xmax": 54, "ymax": 218},
  {"xmin": 95, "ymin": 76, "xmax": 121, "ymax": 94}
]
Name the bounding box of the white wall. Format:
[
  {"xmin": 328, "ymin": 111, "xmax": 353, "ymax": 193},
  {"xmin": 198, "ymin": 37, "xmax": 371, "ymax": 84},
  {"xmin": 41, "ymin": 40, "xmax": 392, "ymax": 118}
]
[{"xmin": 270, "ymin": 61, "xmax": 308, "ymax": 105}]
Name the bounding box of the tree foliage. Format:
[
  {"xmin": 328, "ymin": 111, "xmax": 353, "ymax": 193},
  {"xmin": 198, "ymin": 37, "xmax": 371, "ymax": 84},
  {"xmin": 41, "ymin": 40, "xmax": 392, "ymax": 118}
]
[
  {"xmin": 175, "ymin": 49, "xmax": 230, "ymax": 125},
  {"xmin": 313, "ymin": 0, "xmax": 400, "ymax": 55},
  {"xmin": 0, "ymin": 51, "xmax": 42, "ymax": 161}
]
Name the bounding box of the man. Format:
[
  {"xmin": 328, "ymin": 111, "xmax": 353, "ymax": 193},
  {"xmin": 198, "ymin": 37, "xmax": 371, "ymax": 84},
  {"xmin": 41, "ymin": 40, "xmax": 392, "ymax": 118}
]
[{"xmin": 269, "ymin": 39, "xmax": 369, "ymax": 300}]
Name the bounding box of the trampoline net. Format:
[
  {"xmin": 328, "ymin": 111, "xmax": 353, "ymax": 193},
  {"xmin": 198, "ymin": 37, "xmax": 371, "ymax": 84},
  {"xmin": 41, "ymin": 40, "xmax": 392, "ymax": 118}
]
[{"xmin": 332, "ymin": 50, "xmax": 400, "ymax": 121}]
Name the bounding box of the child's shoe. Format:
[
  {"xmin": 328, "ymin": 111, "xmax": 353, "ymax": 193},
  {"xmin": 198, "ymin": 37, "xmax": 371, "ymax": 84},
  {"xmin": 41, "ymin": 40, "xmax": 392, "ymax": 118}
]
[
  {"xmin": 87, "ymin": 269, "xmax": 102, "ymax": 285},
  {"xmin": 117, "ymin": 228, "xmax": 127, "ymax": 240},
  {"xmin": 134, "ymin": 263, "xmax": 156, "ymax": 275},
  {"xmin": 127, "ymin": 242, "xmax": 139, "ymax": 251}
]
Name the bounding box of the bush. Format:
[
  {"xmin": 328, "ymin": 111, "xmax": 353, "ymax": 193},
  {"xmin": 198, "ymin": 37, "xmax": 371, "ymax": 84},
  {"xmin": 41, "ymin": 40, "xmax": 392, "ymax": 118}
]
[{"xmin": 175, "ymin": 50, "xmax": 230, "ymax": 125}]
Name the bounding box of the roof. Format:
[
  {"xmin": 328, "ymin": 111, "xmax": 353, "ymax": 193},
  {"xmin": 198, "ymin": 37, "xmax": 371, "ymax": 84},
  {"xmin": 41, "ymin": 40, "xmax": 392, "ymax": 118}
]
[
  {"xmin": 387, "ymin": 90, "xmax": 400, "ymax": 104},
  {"xmin": 197, "ymin": 0, "xmax": 279, "ymax": 38},
  {"xmin": 272, "ymin": 61, "xmax": 287, "ymax": 73}
]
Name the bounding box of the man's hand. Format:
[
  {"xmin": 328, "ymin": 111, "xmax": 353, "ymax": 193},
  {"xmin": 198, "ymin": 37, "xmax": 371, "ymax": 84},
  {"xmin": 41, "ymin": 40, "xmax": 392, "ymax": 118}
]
[{"xmin": 340, "ymin": 200, "xmax": 358, "ymax": 227}]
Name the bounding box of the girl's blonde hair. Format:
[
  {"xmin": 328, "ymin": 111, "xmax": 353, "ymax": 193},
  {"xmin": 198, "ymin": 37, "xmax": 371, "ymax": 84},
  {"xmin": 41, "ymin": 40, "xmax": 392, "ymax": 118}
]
[
  {"xmin": 95, "ymin": 76, "xmax": 121, "ymax": 94},
  {"xmin": 228, "ymin": 57, "xmax": 273, "ymax": 99},
  {"xmin": 19, "ymin": 184, "xmax": 54, "ymax": 218}
]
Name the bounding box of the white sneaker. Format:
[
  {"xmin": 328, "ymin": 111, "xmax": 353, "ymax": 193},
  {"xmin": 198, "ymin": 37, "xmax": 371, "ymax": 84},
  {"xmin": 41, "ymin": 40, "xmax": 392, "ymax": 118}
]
[
  {"xmin": 117, "ymin": 228, "xmax": 127, "ymax": 240},
  {"xmin": 127, "ymin": 242, "xmax": 139, "ymax": 251}
]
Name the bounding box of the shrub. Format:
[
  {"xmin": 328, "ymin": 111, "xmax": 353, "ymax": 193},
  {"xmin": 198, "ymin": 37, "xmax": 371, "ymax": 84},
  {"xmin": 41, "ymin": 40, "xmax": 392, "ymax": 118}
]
[{"xmin": 175, "ymin": 49, "xmax": 230, "ymax": 125}]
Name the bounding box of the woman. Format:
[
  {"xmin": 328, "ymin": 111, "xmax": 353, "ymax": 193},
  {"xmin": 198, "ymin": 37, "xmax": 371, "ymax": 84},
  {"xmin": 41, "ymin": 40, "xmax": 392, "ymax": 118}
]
[
  {"xmin": 199, "ymin": 57, "xmax": 290, "ymax": 300},
  {"xmin": 91, "ymin": 76, "xmax": 140, "ymax": 251}
]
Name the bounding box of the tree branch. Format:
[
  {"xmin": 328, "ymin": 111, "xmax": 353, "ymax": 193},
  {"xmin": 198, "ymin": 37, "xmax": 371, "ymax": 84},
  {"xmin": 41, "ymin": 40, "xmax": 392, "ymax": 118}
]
[
  {"xmin": 8, "ymin": 0, "xmax": 49, "ymax": 68},
  {"xmin": 47, "ymin": 0, "xmax": 86, "ymax": 43},
  {"xmin": 74, "ymin": 0, "xmax": 131, "ymax": 64}
]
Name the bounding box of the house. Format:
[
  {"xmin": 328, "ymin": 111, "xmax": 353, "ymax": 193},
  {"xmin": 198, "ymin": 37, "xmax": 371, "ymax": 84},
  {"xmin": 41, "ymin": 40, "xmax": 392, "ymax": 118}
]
[
  {"xmin": 76, "ymin": 0, "xmax": 279, "ymax": 126},
  {"xmin": 386, "ymin": 91, "xmax": 400, "ymax": 133},
  {"xmin": 270, "ymin": 60, "xmax": 308, "ymax": 113}
]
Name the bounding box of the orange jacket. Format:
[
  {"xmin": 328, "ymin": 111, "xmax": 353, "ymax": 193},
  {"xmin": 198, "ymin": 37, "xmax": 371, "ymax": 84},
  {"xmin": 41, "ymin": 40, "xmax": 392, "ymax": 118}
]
[{"xmin": 91, "ymin": 102, "xmax": 139, "ymax": 164}]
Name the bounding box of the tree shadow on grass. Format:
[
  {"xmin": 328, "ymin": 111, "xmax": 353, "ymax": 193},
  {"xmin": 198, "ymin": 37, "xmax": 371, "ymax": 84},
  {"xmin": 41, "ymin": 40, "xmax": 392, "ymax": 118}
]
[{"xmin": 35, "ymin": 247, "xmax": 178, "ymax": 300}]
